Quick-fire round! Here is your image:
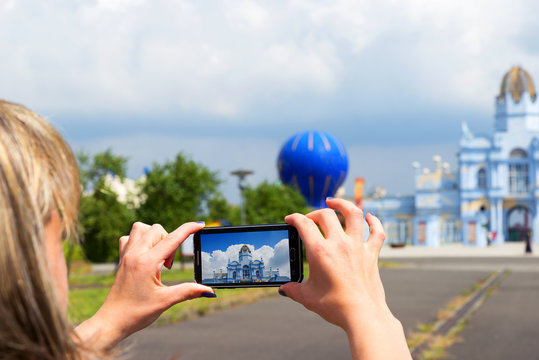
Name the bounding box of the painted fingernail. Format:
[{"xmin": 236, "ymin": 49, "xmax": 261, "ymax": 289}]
[
  {"xmin": 278, "ymin": 288, "xmax": 287, "ymax": 297},
  {"xmin": 326, "ymin": 197, "xmax": 334, "ymax": 201},
  {"xmin": 196, "ymin": 221, "xmax": 206, "ymax": 226},
  {"xmin": 201, "ymin": 291, "xmax": 217, "ymax": 298},
  {"xmin": 166, "ymin": 258, "xmax": 174, "ymax": 270}
]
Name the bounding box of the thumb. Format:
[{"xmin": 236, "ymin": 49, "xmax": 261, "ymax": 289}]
[
  {"xmin": 165, "ymin": 283, "xmax": 217, "ymax": 307},
  {"xmin": 279, "ymin": 281, "xmax": 305, "ymax": 304}
]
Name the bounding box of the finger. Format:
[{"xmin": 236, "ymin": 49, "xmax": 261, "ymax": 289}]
[
  {"xmin": 164, "ymin": 250, "xmax": 176, "ymax": 270},
  {"xmin": 326, "ymin": 198, "xmax": 364, "ymax": 238},
  {"xmin": 279, "ymin": 282, "xmax": 305, "ymax": 304},
  {"xmin": 118, "ymin": 236, "xmax": 129, "ymax": 260},
  {"xmin": 285, "ymin": 213, "xmax": 323, "ymax": 249},
  {"xmin": 365, "ymin": 213, "xmax": 386, "ymax": 253},
  {"xmin": 164, "ymin": 283, "xmax": 216, "ymax": 307},
  {"xmin": 306, "ymin": 208, "xmax": 345, "ymax": 239},
  {"xmin": 145, "ymin": 224, "xmax": 168, "ymax": 248},
  {"xmin": 152, "ymin": 222, "xmax": 205, "ymax": 261},
  {"xmin": 126, "ymin": 222, "xmax": 151, "ymax": 249}
]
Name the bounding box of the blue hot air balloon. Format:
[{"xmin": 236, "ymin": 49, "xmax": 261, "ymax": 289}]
[{"xmin": 277, "ymin": 131, "xmax": 348, "ymax": 208}]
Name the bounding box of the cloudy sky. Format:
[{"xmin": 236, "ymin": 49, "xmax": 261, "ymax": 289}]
[{"xmin": 2, "ymin": 0, "xmax": 539, "ymax": 202}]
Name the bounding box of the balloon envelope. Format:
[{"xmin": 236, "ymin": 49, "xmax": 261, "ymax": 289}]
[{"xmin": 277, "ymin": 131, "xmax": 348, "ymax": 208}]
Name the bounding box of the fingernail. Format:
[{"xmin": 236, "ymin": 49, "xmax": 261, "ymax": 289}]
[
  {"xmin": 196, "ymin": 221, "xmax": 206, "ymax": 226},
  {"xmin": 201, "ymin": 291, "xmax": 217, "ymax": 298},
  {"xmin": 278, "ymin": 288, "xmax": 287, "ymax": 297},
  {"xmin": 166, "ymin": 258, "xmax": 174, "ymax": 270},
  {"xmin": 326, "ymin": 197, "xmax": 334, "ymax": 201}
]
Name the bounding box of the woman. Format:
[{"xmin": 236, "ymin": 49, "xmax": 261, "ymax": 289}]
[{"xmin": 0, "ymin": 100, "xmax": 410, "ymax": 359}]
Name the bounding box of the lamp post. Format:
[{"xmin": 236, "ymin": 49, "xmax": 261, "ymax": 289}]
[{"xmin": 231, "ymin": 169, "xmax": 253, "ymax": 224}]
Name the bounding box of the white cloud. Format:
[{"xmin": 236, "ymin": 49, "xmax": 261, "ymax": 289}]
[
  {"xmin": 269, "ymin": 238, "xmax": 290, "ymax": 275},
  {"xmin": 3, "ymin": 0, "xmax": 538, "ymax": 122}
]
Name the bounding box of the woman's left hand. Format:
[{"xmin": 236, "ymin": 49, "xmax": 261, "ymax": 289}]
[{"xmin": 75, "ymin": 221, "xmax": 215, "ymax": 350}]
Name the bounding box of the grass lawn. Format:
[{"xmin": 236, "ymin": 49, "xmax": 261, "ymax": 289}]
[
  {"xmin": 67, "ymin": 267, "xmax": 286, "ymax": 324},
  {"xmin": 68, "ymin": 259, "xmax": 401, "ymax": 326},
  {"xmin": 68, "ymin": 260, "xmax": 402, "ymax": 325}
]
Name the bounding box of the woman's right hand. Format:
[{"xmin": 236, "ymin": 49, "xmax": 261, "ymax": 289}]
[{"xmin": 280, "ymin": 198, "xmax": 411, "ymax": 360}]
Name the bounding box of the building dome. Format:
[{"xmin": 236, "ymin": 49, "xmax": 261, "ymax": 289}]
[
  {"xmin": 499, "ymin": 66, "xmax": 536, "ymax": 103},
  {"xmin": 240, "ymin": 245, "xmax": 251, "ymax": 253}
]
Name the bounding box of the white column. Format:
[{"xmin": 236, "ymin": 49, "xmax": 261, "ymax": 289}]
[
  {"xmin": 534, "ymin": 201, "xmax": 539, "ymax": 245},
  {"xmin": 496, "ymin": 200, "xmax": 505, "ymax": 244},
  {"xmin": 490, "ymin": 200, "xmax": 496, "ymax": 240}
]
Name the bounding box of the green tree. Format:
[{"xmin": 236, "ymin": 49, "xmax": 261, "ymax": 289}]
[
  {"xmin": 243, "ymin": 181, "xmax": 309, "ymax": 224},
  {"xmin": 136, "ymin": 153, "xmax": 221, "ymax": 231},
  {"xmin": 78, "ymin": 148, "xmax": 128, "ymax": 191},
  {"xmin": 77, "ymin": 150, "xmax": 134, "ymax": 263},
  {"xmin": 79, "ymin": 181, "xmax": 135, "ymax": 262},
  {"xmin": 206, "ymin": 194, "xmax": 241, "ymax": 225}
]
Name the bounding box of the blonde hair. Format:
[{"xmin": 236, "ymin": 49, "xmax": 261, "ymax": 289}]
[{"xmin": 0, "ymin": 100, "xmax": 82, "ymax": 359}]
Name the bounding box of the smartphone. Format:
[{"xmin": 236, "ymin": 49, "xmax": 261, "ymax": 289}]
[{"xmin": 194, "ymin": 224, "xmax": 303, "ymax": 288}]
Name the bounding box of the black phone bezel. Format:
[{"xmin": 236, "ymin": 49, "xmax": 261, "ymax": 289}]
[{"xmin": 193, "ymin": 224, "xmax": 303, "ymax": 288}]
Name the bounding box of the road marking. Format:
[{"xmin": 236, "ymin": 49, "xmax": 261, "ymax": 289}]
[{"xmin": 409, "ymin": 270, "xmax": 508, "ymax": 359}]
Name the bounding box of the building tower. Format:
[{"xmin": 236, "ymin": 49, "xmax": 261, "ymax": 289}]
[{"xmin": 459, "ymin": 66, "xmax": 539, "ymax": 246}]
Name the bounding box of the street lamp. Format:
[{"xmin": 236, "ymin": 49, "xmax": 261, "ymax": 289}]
[{"xmin": 231, "ymin": 169, "xmax": 254, "ymax": 224}]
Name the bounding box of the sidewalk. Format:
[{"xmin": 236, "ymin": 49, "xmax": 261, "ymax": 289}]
[{"xmin": 379, "ymin": 242, "xmax": 538, "ymax": 258}]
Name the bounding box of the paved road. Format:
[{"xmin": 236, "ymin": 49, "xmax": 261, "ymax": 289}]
[
  {"xmin": 445, "ymin": 272, "xmax": 539, "ymax": 360},
  {"xmin": 123, "ymin": 257, "xmax": 539, "ymax": 360},
  {"xmin": 390, "ymin": 256, "xmax": 539, "ymax": 359},
  {"xmin": 388, "ymin": 256, "xmax": 539, "ymax": 273},
  {"xmin": 126, "ymin": 267, "xmax": 489, "ymax": 359}
]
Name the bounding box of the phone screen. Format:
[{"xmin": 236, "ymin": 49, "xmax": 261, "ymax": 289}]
[{"xmin": 196, "ymin": 226, "xmax": 299, "ymax": 287}]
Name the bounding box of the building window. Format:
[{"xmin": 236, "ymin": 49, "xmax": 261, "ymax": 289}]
[
  {"xmin": 509, "ymin": 163, "xmax": 529, "ymax": 193},
  {"xmin": 417, "ymin": 222, "xmax": 426, "ymax": 244},
  {"xmin": 243, "ymin": 266, "xmax": 249, "ymax": 279},
  {"xmin": 441, "ymin": 220, "xmax": 460, "ymax": 244},
  {"xmin": 509, "ymin": 148, "xmax": 527, "ymax": 158},
  {"xmin": 468, "ymin": 221, "xmax": 476, "ymax": 244},
  {"xmin": 477, "ymin": 168, "xmax": 487, "ymax": 189},
  {"xmin": 397, "ymin": 220, "xmax": 408, "ymax": 244}
]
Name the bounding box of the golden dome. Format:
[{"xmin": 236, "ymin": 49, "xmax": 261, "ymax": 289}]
[
  {"xmin": 240, "ymin": 245, "xmax": 251, "ymax": 253},
  {"xmin": 499, "ymin": 66, "xmax": 536, "ymax": 103}
]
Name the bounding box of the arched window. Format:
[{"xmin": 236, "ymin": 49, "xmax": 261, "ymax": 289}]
[
  {"xmin": 508, "ymin": 148, "xmax": 529, "ymax": 193},
  {"xmin": 510, "ymin": 148, "xmax": 527, "ymax": 158},
  {"xmin": 242, "ymin": 265, "xmax": 250, "ymax": 279},
  {"xmin": 477, "ymin": 168, "xmax": 487, "ymax": 189}
]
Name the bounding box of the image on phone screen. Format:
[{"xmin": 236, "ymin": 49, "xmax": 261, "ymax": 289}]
[{"xmin": 200, "ymin": 229, "xmax": 291, "ymax": 285}]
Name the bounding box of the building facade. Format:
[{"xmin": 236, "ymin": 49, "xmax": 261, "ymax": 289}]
[
  {"xmin": 364, "ymin": 67, "xmax": 539, "ymax": 247},
  {"xmin": 205, "ymin": 245, "xmax": 285, "ymax": 283}
]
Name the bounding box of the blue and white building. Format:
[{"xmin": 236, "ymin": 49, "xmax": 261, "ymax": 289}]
[
  {"xmin": 205, "ymin": 245, "xmax": 286, "ymax": 283},
  {"xmin": 364, "ymin": 67, "xmax": 539, "ymax": 247}
]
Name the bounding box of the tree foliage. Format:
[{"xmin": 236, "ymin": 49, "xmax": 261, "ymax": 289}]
[
  {"xmin": 78, "ymin": 148, "xmax": 128, "ymax": 191},
  {"xmin": 79, "ymin": 181, "xmax": 135, "ymax": 262},
  {"xmin": 206, "ymin": 194, "xmax": 241, "ymax": 225},
  {"xmin": 243, "ymin": 181, "xmax": 309, "ymax": 224},
  {"xmin": 77, "ymin": 150, "xmax": 134, "ymax": 263},
  {"xmin": 136, "ymin": 153, "xmax": 221, "ymax": 231}
]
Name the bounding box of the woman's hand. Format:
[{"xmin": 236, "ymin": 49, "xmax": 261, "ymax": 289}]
[
  {"xmin": 281, "ymin": 198, "xmax": 411, "ymax": 360},
  {"xmin": 75, "ymin": 221, "xmax": 215, "ymax": 350}
]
